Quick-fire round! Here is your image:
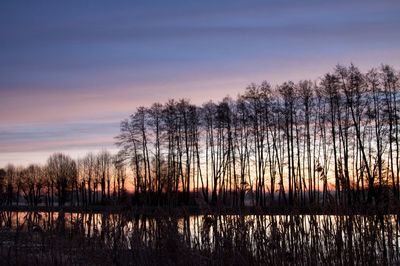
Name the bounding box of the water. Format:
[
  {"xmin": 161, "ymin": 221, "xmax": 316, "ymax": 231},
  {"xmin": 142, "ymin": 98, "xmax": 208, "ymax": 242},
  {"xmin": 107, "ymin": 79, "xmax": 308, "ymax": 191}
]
[{"xmin": 0, "ymin": 211, "xmax": 399, "ymax": 264}]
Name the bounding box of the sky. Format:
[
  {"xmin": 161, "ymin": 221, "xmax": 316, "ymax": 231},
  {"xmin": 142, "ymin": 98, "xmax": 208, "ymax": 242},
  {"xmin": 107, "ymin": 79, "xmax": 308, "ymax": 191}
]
[{"xmin": 1, "ymin": 0, "xmax": 400, "ymax": 167}]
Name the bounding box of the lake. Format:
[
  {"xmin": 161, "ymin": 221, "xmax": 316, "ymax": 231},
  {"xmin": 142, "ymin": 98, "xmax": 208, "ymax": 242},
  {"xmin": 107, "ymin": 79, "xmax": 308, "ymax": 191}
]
[{"xmin": 0, "ymin": 211, "xmax": 399, "ymax": 265}]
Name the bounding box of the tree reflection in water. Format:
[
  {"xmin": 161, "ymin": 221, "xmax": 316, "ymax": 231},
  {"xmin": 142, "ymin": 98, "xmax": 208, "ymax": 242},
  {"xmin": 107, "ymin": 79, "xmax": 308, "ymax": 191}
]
[{"xmin": 0, "ymin": 212, "xmax": 399, "ymax": 265}]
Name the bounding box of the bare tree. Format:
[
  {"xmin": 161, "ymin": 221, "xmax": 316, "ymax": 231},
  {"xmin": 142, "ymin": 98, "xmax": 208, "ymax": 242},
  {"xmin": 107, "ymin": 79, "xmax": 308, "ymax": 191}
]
[{"xmin": 47, "ymin": 153, "xmax": 77, "ymax": 206}]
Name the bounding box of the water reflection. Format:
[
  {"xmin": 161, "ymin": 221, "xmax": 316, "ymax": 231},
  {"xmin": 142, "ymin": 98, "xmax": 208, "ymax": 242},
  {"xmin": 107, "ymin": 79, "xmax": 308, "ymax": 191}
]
[{"xmin": 0, "ymin": 212, "xmax": 399, "ymax": 264}]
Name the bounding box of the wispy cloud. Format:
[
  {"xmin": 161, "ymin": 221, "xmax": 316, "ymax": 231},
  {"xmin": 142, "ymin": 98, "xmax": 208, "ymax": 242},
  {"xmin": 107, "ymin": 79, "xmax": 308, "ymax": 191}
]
[{"xmin": 0, "ymin": 0, "xmax": 399, "ymax": 166}]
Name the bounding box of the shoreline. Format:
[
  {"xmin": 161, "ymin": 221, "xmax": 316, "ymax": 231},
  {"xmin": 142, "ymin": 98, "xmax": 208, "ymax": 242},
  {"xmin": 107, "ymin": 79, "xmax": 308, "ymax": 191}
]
[{"xmin": 0, "ymin": 205, "xmax": 399, "ymax": 216}]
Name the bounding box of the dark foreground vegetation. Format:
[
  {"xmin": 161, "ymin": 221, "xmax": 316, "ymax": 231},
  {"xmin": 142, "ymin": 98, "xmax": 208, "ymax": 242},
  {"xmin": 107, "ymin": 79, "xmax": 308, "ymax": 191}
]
[{"xmin": 0, "ymin": 211, "xmax": 399, "ymax": 265}]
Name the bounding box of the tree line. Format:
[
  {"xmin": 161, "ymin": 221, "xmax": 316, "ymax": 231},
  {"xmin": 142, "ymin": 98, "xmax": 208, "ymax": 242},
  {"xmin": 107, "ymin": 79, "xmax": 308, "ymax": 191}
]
[
  {"xmin": 0, "ymin": 64, "xmax": 399, "ymax": 209},
  {"xmin": 116, "ymin": 64, "xmax": 400, "ymax": 208},
  {"xmin": 0, "ymin": 151, "xmax": 127, "ymax": 206}
]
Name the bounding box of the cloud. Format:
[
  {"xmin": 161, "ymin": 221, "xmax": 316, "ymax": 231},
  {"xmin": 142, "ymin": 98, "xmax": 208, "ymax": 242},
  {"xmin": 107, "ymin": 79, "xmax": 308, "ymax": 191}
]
[
  {"xmin": 1, "ymin": 0, "xmax": 400, "ymax": 166},
  {"xmin": 0, "ymin": 120, "xmax": 119, "ymax": 153}
]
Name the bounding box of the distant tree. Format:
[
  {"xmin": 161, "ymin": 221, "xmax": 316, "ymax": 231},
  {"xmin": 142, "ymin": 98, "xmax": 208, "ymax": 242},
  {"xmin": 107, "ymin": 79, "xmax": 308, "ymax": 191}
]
[
  {"xmin": 47, "ymin": 153, "xmax": 77, "ymax": 206},
  {"xmin": 21, "ymin": 164, "xmax": 43, "ymax": 206},
  {"xmin": 97, "ymin": 150, "xmax": 111, "ymax": 204},
  {"xmin": 5, "ymin": 164, "xmax": 16, "ymax": 205},
  {"xmin": 0, "ymin": 168, "xmax": 5, "ymax": 204},
  {"xmin": 113, "ymin": 152, "xmax": 127, "ymax": 202}
]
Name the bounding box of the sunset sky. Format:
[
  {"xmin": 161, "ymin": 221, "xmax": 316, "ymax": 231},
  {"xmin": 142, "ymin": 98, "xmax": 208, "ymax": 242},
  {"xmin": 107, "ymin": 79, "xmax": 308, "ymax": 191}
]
[{"xmin": 1, "ymin": 0, "xmax": 400, "ymax": 167}]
